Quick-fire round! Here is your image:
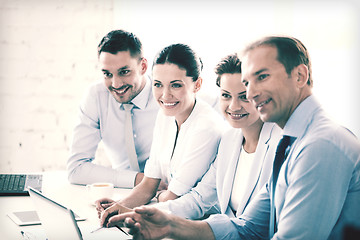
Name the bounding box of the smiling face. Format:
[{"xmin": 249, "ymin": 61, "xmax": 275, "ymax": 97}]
[
  {"xmin": 152, "ymin": 63, "xmax": 201, "ymax": 126},
  {"xmin": 100, "ymin": 50, "xmax": 147, "ymax": 103},
  {"xmin": 241, "ymin": 45, "xmax": 310, "ymax": 128},
  {"xmin": 219, "ymin": 73, "xmax": 260, "ymax": 129}
]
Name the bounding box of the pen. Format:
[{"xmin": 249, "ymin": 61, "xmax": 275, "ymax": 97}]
[
  {"xmin": 90, "ymin": 226, "xmax": 103, "ymax": 233},
  {"xmin": 20, "ymin": 231, "xmax": 34, "ymax": 240},
  {"xmin": 115, "ymin": 225, "xmax": 130, "ymax": 236},
  {"xmin": 90, "ymin": 225, "xmax": 129, "ymax": 236}
]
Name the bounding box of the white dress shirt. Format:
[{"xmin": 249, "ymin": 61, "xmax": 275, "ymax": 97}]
[
  {"xmin": 67, "ymin": 77, "xmax": 159, "ymax": 188},
  {"xmin": 144, "ymin": 98, "xmax": 227, "ymax": 196}
]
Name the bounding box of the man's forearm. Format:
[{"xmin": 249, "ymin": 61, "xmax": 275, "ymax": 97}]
[
  {"xmin": 169, "ymin": 215, "xmax": 215, "ymax": 240},
  {"xmin": 67, "ymin": 161, "xmax": 137, "ymax": 188}
]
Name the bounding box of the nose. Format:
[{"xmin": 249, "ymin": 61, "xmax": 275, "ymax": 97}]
[
  {"xmin": 161, "ymin": 86, "xmax": 173, "ymax": 99},
  {"xmin": 229, "ymin": 98, "xmax": 242, "ymax": 111},
  {"xmin": 111, "ymin": 76, "xmax": 123, "ymax": 89},
  {"xmin": 246, "ymin": 81, "xmax": 259, "ymax": 101}
]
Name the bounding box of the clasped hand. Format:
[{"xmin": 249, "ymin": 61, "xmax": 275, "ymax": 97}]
[{"xmin": 95, "ymin": 198, "xmax": 132, "ymax": 228}]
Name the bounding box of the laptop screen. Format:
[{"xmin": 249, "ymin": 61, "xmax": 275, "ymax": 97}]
[
  {"xmin": 28, "ymin": 187, "xmax": 130, "ymax": 240},
  {"xmin": 28, "ymin": 187, "xmax": 83, "ymax": 240}
]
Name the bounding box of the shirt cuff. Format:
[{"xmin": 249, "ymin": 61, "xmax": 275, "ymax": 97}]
[
  {"xmin": 168, "ymin": 178, "xmax": 192, "ymax": 196},
  {"xmin": 115, "ymin": 169, "xmax": 138, "ymax": 188},
  {"xmin": 153, "ymin": 202, "xmax": 172, "ymax": 213},
  {"xmin": 204, "ymin": 214, "xmax": 239, "ymax": 240},
  {"xmin": 144, "ymin": 163, "xmax": 162, "ymax": 179}
]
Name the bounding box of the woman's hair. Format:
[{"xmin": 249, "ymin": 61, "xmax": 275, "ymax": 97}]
[
  {"xmin": 153, "ymin": 43, "xmax": 203, "ymax": 81},
  {"xmin": 214, "ymin": 53, "xmax": 242, "ymax": 87}
]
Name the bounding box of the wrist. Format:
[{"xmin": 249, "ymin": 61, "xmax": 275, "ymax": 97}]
[
  {"xmin": 155, "ymin": 190, "xmax": 165, "ymax": 202},
  {"xmin": 168, "ymin": 212, "xmax": 179, "ymax": 239}
]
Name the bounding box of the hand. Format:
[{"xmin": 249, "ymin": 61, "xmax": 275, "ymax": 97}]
[
  {"xmin": 95, "ymin": 198, "xmax": 116, "ymax": 218},
  {"xmin": 114, "ymin": 206, "xmax": 172, "ymax": 240},
  {"xmin": 117, "ymin": 206, "xmax": 214, "ymax": 240},
  {"xmin": 100, "ymin": 202, "xmax": 132, "ymax": 227}
]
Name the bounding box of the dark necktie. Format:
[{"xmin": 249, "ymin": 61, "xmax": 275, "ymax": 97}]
[{"xmin": 269, "ymin": 135, "xmax": 291, "ymax": 238}]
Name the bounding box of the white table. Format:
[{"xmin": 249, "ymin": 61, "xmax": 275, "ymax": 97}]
[{"xmin": 0, "ymin": 171, "xmax": 132, "ymax": 240}]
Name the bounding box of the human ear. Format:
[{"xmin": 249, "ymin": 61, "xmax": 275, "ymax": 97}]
[
  {"xmin": 194, "ymin": 77, "xmax": 203, "ymax": 92},
  {"xmin": 295, "ymin": 64, "xmax": 309, "ymax": 88},
  {"xmin": 140, "ymin": 58, "xmax": 148, "ymax": 74}
]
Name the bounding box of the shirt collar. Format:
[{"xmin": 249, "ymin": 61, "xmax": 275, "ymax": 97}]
[
  {"xmin": 181, "ymin": 98, "xmax": 201, "ymax": 128},
  {"xmin": 282, "ymin": 94, "xmax": 321, "ymax": 139}
]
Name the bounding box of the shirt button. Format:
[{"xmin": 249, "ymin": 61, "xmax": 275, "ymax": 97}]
[{"xmin": 134, "ymin": 134, "xmax": 137, "ymax": 138}]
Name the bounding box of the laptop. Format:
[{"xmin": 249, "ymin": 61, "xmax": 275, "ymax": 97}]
[
  {"xmin": 28, "ymin": 187, "xmax": 130, "ymax": 240},
  {"xmin": 0, "ymin": 173, "xmax": 42, "ymax": 196}
]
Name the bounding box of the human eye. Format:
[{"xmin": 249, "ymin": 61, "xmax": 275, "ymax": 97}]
[
  {"xmin": 239, "ymin": 94, "xmax": 249, "ymax": 102},
  {"xmin": 221, "ymin": 92, "xmax": 231, "ymax": 99},
  {"xmin": 103, "ymin": 71, "xmax": 112, "ymax": 78},
  {"xmin": 119, "ymin": 70, "xmax": 130, "ymax": 76},
  {"xmin": 153, "ymin": 82, "xmax": 162, "ymax": 88},
  {"xmin": 258, "ymin": 74, "xmax": 269, "ymax": 81},
  {"xmin": 171, "ymin": 83, "xmax": 183, "ymax": 88}
]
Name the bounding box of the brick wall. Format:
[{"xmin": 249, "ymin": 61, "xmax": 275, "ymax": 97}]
[{"xmin": 0, "ymin": 0, "xmax": 114, "ymax": 172}]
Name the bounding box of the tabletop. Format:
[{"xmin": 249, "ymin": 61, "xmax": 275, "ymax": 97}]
[{"xmin": 0, "ymin": 171, "xmax": 132, "ymax": 240}]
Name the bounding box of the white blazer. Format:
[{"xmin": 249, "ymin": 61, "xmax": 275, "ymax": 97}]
[{"xmin": 156, "ymin": 122, "xmax": 281, "ymax": 219}]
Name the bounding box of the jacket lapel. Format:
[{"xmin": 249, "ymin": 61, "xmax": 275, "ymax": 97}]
[{"xmin": 219, "ymin": 129, "xmax": 243, "ymax": 214}]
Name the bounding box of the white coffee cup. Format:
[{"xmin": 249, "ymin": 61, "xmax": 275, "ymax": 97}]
[{"xmin": 86, "ymin": 182, "xmax": 114, "ymax": 205}]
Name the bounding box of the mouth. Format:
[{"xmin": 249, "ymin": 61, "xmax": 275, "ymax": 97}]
[
  {"xmin": 161, "ymin": 101, "xmax": 179, "ymax": 108},
  {"xmin": 256, "ymin": 98, "xmax": 272, "ymax": 109},
  {"xmin": 111, "ymin": 85, "xmax": 131, "ymax": 95},
  {"xmin": 227, "ymin": 112, "xmax": 249, "ymax": 120}
]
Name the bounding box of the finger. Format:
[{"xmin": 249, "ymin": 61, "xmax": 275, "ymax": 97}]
[
  {"xmin": 97, "ymin": 203, "xmax": 113, "ymax": 218},
  {"xmin": 100, "ymin": 206, "xmax": 116, "ymax": 227},
  {"xmin": 95, "ymin": 197, "xmax": 109, "ymax": 207},
  {"xmin": 124, "ymin": 217, "xmax": 136, "ymax": 228},
  {"xmin": 95, "ymin": 198, "xmax": 113, "ymax": 211},
  {"xmin": 99, "ymin": 203, "xmax": 113, "ymax": 211},
  {"xmin": 107, "ymin": 213, "xmax": 129, "ymax": 227},
  {"xmin": 100, "ymin": 210, "xmax": 109, "ymax": 227},
  {"xmin": 101, "ymin": 204, "xmax": 120, "ymax": 227},
  {"xmin": 131, "ymin": 222, "xmax": 144, "ymax": 240},
  {"xmin": 126, "ymin": 218, "xmax": 140, "ymax": 235},
  {"xmin": 134, "ymin": 206, "xmax": 155, "ymax": 216}
]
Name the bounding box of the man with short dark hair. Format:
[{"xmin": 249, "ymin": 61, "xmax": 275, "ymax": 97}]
[{"xmin": 67, "ymin": 30, "xmax": 159, "ymax": 188}]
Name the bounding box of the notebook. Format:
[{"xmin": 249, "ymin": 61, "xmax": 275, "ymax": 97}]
[
  {"xmin": 28, "ymin": 187, "xmax": 130, "ymax": 240},
  {"xmin": 0, "ymin": 174, "xmax": 42, "ymax": 196}
]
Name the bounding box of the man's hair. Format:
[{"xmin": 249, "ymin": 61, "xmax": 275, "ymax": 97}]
[
  {"xmin": 243, "ymin": 36, "xmax": 313, "ymax": 86},
  {"xmin": 214, "ymin": 53, "xmax": 242, "ymax": 87},
  {"xmin": 97, "ymin": 29, "xmax": 143, "ymax": 59}
]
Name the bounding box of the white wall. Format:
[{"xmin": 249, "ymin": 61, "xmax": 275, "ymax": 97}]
[
  {"xmin": 0, "ymin": 0, "xmax": 359, "ymax": 173},
  {"xmin": 0, "ymin": 0, "xmax": 114, "ymax": 172},
  {"xmin": 114, "ymin": 0, "xmax": 360, "ymax": 137}
]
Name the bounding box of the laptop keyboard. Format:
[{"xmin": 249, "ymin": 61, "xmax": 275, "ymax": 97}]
[{"xmin": 0, "ymin": 174, "xmax": 27, "ymax": 191}]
